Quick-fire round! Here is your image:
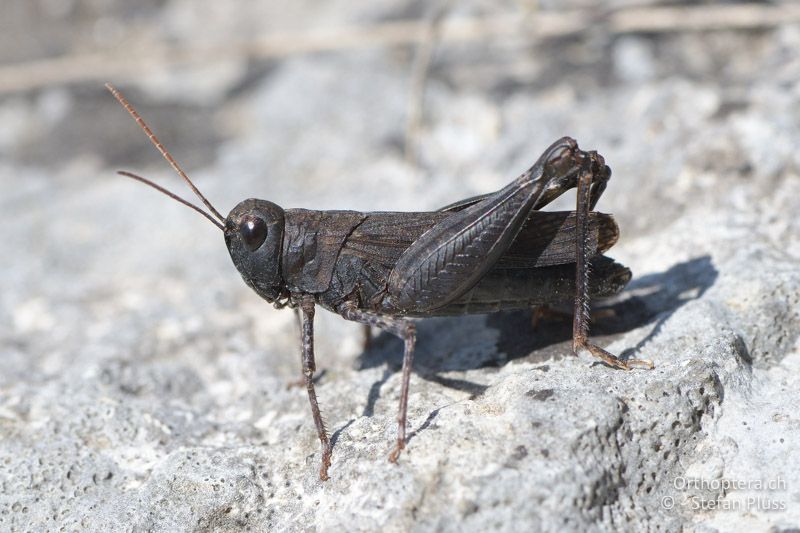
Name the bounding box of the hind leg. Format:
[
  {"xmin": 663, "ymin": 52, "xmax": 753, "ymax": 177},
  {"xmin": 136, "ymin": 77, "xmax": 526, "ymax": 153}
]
[
  {"xmin": 382, "ymin": 137, "xmax": 597, "ymax": 315},
  {"xmin": 572, "ymin": 158, "xmax": 652, "ymax": 370}
]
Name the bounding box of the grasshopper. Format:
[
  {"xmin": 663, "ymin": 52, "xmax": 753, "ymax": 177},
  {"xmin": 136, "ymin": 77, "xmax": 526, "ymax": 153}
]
[{"xmin": 106, "ymin": 84, "xmax": 651, "ymax": 481}]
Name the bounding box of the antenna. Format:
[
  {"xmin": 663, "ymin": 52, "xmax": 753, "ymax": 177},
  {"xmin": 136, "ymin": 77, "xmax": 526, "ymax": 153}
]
[
  {"xmin": 117, "ymin": 171, "xmax": 225, "ymax": 230},
  {"xmin": 105, "ymin": 83, "xmax": 226, "ymax": 225}
]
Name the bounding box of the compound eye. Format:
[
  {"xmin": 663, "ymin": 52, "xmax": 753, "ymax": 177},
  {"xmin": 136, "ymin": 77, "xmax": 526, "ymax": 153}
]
[{"xmin": 239, "ymin": 214, "xmax": 268, "ymax": 251}]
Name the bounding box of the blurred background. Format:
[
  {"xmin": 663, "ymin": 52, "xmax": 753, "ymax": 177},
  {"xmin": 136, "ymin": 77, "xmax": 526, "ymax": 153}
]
[
  {"xmin": 2, "ymin": 1, "xmax": 800, "ymax": 530},
  {"xmin": 3, "ymin": 0, "xmax": 799, "ymax": 363}
]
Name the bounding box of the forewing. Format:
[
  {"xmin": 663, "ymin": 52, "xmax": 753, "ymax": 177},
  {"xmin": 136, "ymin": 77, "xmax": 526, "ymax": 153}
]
[
  {"xmin": 496, "ymin": 210, "xmax": 619, "ymax": 268},
  {"xmin": 342, "ymin": 212, "xmax": 449, "ymax": 267},
  {"xmin": 342, "ymin": 210, "xmax": 619, "ymax": 269},
  {"xmin": 437, "ymin": 193, "xmax": 493, "ymax": 213}
]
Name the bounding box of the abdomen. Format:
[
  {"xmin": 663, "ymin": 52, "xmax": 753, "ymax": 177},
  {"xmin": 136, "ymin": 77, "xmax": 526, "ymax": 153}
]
[{"xmin": 396, "ymin": 256, "xmax": 631, "ymax": 317}]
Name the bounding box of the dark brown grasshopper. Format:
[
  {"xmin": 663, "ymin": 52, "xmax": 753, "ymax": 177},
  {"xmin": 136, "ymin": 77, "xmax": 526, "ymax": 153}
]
[{"xmin": 107, "ymin": 84, "xmax": 651, "ymax": 481}]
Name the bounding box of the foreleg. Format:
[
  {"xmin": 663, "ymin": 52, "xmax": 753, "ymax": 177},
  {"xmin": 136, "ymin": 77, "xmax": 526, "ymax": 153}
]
[{"xmin": 298, "ymin": 295, "xmax": 333, "ymax": 480}]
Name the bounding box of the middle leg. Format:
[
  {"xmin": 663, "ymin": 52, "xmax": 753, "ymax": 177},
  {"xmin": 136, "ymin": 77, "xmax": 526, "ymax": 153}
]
[{"xmin": 338, "ymin": 302, "xmax": 416, "ymax": 463}]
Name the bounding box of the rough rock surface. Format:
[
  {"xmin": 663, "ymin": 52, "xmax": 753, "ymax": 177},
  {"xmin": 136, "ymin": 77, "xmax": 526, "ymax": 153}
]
[{"xmin": 1, "ymin": 1, "xmax": 800, "ymax": 531}]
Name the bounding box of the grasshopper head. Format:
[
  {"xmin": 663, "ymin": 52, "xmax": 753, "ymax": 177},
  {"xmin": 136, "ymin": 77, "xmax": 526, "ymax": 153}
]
[{"xmin": 225, "ymin": 199, "xmax": 285, "ymax": 302}]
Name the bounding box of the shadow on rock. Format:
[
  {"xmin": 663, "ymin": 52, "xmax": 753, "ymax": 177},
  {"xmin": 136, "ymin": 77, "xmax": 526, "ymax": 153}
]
[
  {"xmin": 491, "ymin": 255, "xmax": 719, "ymax": 365},
  {"xmin": 356, "ymin": 256, "xmax": 718, "ymax": 403}
]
